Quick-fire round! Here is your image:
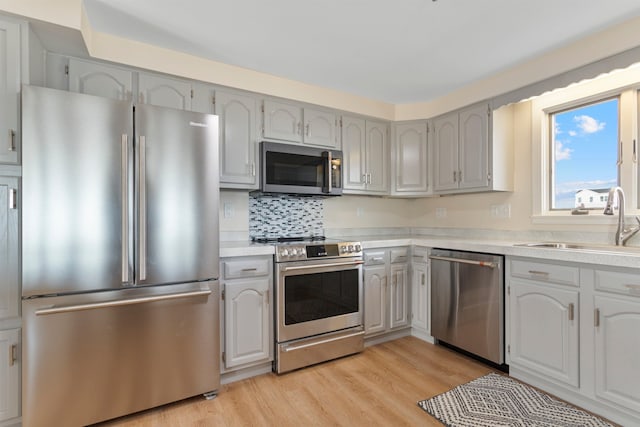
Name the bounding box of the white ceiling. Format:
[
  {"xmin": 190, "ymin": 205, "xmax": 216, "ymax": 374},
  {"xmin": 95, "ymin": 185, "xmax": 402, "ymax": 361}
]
[{"xmin": 83, "ymin": 0, "xmax": 640, "ymax": 104}]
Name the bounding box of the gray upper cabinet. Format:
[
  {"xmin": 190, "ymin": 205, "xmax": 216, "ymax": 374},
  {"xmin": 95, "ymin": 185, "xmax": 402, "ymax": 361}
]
[
  {"xmin": 364, "ymin": 120, "xmax": 389, "ymax": 194},
  {"xmin": 342, "ymin": 116, "xmax": 389, "ymax": 195},
  {"xmin": 0, "ymin": 19, "xmax": 21, "ymax": 165},
  {"xmin": 263, "ymin": 100, "xmax": 338, "ymax": 148},
  {"xmin": 391, "ymin": 122, "xmax": 429, "ymax": 196},
  {"xmin": 263, "ymin": 100, "xmax": 303, "ymax": 143},
  {"xmin": 138, "ymin": 72, "xmax": 192, "ymax": 110},
  {"xmin": 68, "ymin": 58, "xmax": 133, "ymax": 101},
  {"xmin": 433, "ymin": 102, "xmax": 510, "ymax": 194},
  {"xmin": 215, "ymin": 90, "xmax": 259, "ymax": 189},
  {"xmin": 303, "ymin": 107, "xmax": 338, "ymax": 148}
]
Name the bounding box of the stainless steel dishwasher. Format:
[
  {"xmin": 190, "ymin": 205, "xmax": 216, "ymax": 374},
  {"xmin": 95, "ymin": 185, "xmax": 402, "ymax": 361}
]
[{"xmin": 430, "ymin": 249, "xmax": 504, "ymax": 365}]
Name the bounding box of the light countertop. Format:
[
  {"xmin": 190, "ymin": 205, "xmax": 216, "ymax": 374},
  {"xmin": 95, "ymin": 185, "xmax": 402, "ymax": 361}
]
[{"xmin": 220, "ymin": 234, "xmax": 640, "ymax": 269}]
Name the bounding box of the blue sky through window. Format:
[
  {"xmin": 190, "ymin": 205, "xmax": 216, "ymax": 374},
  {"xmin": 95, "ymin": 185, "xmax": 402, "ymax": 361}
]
[{"xmin": 552, "ymin": 98, "xmax": 619, "ymax": 209}]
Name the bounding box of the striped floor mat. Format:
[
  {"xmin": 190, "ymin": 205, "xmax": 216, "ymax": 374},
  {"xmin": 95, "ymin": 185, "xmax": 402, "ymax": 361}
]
[{"xmin": 418, "ymin": 373, "xmax": 613, "ymax": 427}]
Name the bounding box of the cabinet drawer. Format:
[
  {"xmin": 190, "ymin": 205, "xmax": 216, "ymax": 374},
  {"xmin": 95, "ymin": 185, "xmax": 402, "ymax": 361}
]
[
  {"xmin": 364, "ymin": 251, "xmax": 387, "ymax": 266},
  {"xmin": 594, "ymin": 268, "xmax": 640, "ymax": 298},
  {"xmin": 223, "ymin": 258, "xmax": 271, "ymax": 279},
  {"xmin": 390, "ymin": 248, "xmax": 409, "ymax": 264},
  {"xmin": 412, "ymin": 247, "xmax": 429, "ymax": 264},
  {"xmin": 510, "ymin": 259, "xmax": 579, "ymax": 287}
]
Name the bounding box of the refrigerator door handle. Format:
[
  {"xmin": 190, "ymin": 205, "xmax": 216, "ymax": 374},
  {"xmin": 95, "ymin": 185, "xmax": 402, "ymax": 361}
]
[
  {"xmin": 34, "ymin": 289, "xmax": 212, "ymax": 315},
  {"xmin": 121, "ymin": 134, "xmax": 129, "ymax": 283},
  {"xmin": 139, "ymin": 135, "xmax": 147, "ymax": 281}
]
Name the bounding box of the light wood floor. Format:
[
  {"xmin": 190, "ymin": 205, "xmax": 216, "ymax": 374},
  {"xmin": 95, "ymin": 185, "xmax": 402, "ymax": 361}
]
[{"xmin": 98, "ymin": 336, "xmax": 494, "ymax": 426}]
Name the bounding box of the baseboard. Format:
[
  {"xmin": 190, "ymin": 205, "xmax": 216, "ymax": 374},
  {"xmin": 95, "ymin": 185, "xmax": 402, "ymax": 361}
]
[
  {"xmin": 410, "ymin": 328, "xmax": 434, "ymax": 343},
  {"xmin": 220, "ymin": 361, "xmax": 273, "ymax": 385},
  {"xmin": 364, "ymin": 327, "xmax": 411, "ymax": 347}
]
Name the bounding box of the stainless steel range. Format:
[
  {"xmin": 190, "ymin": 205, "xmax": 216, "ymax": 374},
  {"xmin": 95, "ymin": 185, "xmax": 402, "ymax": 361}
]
[{"xmin": 268, "ymin": 238, "xmax": 365, "ymax": 373}]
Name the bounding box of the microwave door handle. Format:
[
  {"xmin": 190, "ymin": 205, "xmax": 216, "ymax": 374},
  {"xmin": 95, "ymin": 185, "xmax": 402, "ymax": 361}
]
[{"xmin": 322, "ymin": 151, "xmax": 332, "ymax": 193}]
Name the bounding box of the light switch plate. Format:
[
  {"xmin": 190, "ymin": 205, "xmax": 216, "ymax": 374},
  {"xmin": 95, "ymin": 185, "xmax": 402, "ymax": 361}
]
[{"xmin": 435, "ymin": 207, "xmax": 447, "ymax": 218}]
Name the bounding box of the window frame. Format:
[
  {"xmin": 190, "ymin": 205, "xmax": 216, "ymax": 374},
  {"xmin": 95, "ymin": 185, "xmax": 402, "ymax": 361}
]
[{"xmin": 531, "ymin": 66, "xmax": 640, "ymax": 224}]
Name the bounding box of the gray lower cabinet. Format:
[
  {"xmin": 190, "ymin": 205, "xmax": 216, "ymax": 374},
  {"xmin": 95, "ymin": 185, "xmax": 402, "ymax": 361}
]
[
  {"xmin": 220, "ymin": 256, "xmax": 273, "ymax": 372},
  {"xmin": 0, "ymin": 328, "xmax": 19, "ymax": 423},
  {"xmin": 0, "ymin": 175, "xmax": 19, "ymax": 322},
  {"xmin": 363, "ymin": 248, "xmax": 410, "ymax": 337},
  {"xmin": 410, "ymin": 247, "xmax": 430, "ymax": 336},
  {"xmin": 507, "ymin": 257, "xmax": 640, "ymax": 425}
]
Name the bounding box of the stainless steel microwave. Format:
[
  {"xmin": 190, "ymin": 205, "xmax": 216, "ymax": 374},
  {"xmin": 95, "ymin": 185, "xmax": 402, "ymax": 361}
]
[{"xmin": 257, "ymin": 142, "xmax": 342, "ymax": 196}]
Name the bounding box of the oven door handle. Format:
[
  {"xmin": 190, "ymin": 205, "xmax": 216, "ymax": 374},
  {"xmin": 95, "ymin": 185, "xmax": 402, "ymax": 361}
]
[{"xmin": 282, "ymin": 260, "xmax": 364, "ymax": 272}]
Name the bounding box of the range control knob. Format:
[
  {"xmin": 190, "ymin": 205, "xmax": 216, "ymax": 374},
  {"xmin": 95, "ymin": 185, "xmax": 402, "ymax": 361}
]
[
  {"xmin": 348, "ymin": 245, "xmax": 355, "ymax": 253},
  {"xmin": 290, "ymin": 248, "xmax": 299, "ymax": 256},
  {"xmin": 355, "ymin": 244, "xmax": 362, "ymax": 252},
  {"xmin": 280, "ymin": 248, "xmax": 289, "ymax": 257}
]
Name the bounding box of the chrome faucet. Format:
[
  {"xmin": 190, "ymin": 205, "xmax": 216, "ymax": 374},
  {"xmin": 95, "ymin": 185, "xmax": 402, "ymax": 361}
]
[{"xmin": 602, "ymin": 186, "xmax": 640, "ymax": 246}]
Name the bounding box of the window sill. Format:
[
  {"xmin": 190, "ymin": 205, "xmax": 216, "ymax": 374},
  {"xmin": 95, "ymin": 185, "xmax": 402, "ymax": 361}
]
[{"xmin": 532, "ymin": 212, "xmax": 640, "ymax": 225}]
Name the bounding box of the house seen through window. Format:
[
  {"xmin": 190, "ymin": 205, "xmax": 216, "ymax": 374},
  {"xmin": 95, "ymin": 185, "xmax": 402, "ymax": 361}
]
[{"xmin": 550, "ymin": 98, "xmax": 619, "ymax": 210}]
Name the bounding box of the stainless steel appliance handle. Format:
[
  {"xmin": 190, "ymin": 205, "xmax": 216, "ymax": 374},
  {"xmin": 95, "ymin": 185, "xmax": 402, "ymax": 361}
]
[
  {"xmin": 121, "ymin": 134, "xmax": 129, "ymax": 283},
  {"xmin": 139, "ymin": 135, "xmax": 147, "ymax": 281},
  {"xmin": 323, "ymin": 150, "xmax": 332, "ymax": 193},
  {"xmin": 282, "ymin": 260, "xmax": 364, "ymax": 272},
  {"xmin": 429, "ymin": 255, "xmax": 497, "ymax": 268},
  {"xmin": 281, "ymin": 330, "xmax": 365, "ymax": 352},
  {"xmin": 34, "ymin": 289, "xmax": 212, "ymax": 315}
]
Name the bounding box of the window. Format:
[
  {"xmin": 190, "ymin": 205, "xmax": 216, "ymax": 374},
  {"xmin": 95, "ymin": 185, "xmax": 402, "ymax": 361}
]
[
  {"xmin": 531, "ymin": 64, "xmax": 640, "ymax": 223},
  {"xmin": 550, "ymin": 99, "xmax": 619, "ymax": 210}
]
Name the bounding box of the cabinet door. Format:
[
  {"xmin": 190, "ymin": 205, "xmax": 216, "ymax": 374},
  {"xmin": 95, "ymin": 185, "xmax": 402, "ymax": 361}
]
[
  {"xmin": 393, "ymin": 123, "xmax": 428, "ymax": 194},
  {"xmin": 263, "ymin": 100, "xmax": 302, "ymax": 143},
  {"xmin": 342, "ymin": 116, "xmax": 367, "ymax": 191},
  {"xmin": 459, "ymin": 104, "xmax": 489, "ymax": 189},
  {"xmin": 138, "ymin": 73, "xmax": 192, "ymax": 110},
  {"xmin": 224, "ymin": 278, "xmax": 271, "ymax": 368},
  {"xmin": 216, "ymin": 90, "xmax": 258, "ymax": 188},
  {"xmin": 0, "ymin": 328, "xmax": 19, "ymax": 422},
  {"xmin": 68, "ymin": 58, "xmax": 133, "ymax": 101},
  {"xmin": 411, "ymin": 262, "xmax": 429, "ymax": 332},
  {"xmin": 433, "ymin": 112, "xmax": 459, "ymax": 192},
  {"xmin": 389, "ymin": 263, "xmax": 409, "ymax": 329},
  {"xmin": 0, "ymin": 19, "xmax": 20, "ymax": 165},
  {"xmin": 364, "ymin": 265, "xmax": 386, "ymax": 335},
  {"xmin": 303, "ymin": 108, "xmax": 337, "ymax": 148},
  {"xmin": 0, "ymin": 176, "xmax": 18, "ymax": 320},
  {"xmin": 365, "ymin": 120, "xmax": 389, "ymax": 193},
  {"xmin": 509, "ymin": 280, "xmax": 579, "ymax": 387},
  {"xmin": 594, "ymin": 296, "xmax": 640, "ymax": 413}
]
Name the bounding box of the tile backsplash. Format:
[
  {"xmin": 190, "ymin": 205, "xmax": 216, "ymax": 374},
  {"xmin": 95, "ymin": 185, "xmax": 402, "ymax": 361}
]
[{"xmin": 249, "ymin": 194, "xmax": 324, "ymax": 239}]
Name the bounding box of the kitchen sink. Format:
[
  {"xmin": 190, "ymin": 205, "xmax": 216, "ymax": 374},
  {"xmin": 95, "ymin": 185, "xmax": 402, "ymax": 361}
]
[{"xmin": 513, "ymin": 242, "xmax": 640, "ymax": 254}]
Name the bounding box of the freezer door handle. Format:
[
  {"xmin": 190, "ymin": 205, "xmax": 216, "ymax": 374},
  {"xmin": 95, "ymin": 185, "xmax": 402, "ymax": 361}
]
[
  {"xmin": 139, "ymin": 135, "xmax": 147, "ymax": 281},
  {"xmin": 121, "ymin": 134, "xmax": 129, "ymax": 283},
  {"xmin": 34, "ymin": 289, "xmax": 212, "ymax": 315}
]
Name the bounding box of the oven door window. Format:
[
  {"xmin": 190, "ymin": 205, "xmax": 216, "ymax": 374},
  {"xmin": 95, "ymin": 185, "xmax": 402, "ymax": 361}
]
[{"xmin": 284, "ymin": 269, "xmax": 359, "ymax": 325}]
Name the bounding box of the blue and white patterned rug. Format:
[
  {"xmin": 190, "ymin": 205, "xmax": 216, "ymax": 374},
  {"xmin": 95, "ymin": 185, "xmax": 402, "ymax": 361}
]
[{"xmin": 418, "ymin": 373, "xmax": 614, "ymax": 427}]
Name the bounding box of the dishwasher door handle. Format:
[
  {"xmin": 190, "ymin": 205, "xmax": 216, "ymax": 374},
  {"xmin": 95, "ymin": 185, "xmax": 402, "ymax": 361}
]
[{"xmin": 429, "ymin": 255, "xmax": 497, "ymax": 268}]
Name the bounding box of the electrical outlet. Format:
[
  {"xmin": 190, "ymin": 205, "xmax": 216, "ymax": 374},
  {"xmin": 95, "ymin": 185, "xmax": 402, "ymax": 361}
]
[
  {"xmin": 223, "ymin": 202, "xmax": 234, "ymax": 218},
  {"xmin": 491, "ymin": 204, "xmax": 511, "ymax": 219},
  {"xmin": 435, "ymin": 207, "xmax": 447, "ymax": 218}
]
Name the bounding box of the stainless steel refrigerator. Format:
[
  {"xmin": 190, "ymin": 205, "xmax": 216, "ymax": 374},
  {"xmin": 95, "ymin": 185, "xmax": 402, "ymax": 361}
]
[{"xmin": 21, "ymin": 85, "xmax": 220, "ymax": 427}]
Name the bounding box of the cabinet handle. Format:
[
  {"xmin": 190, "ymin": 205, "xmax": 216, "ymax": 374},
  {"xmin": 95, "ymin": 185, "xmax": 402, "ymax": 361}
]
[
  {"xmin": 528, "ymin": 270, "xmax": 550, "ymax": 277},
  {"xmin": 421, "ymin": 273, "xmax": 425, "ymax": 286},
  {"xmin": 453, "ymin": 171, "xmax": 457, "ymax": 182},
  {"xmin": 9, "ymin": 188, "xmax": 17, "ymax": 210},
  {"xmin": 568, "ymin": 303, "xmax": 574, "ymax": 321},
  {"xmin": 241, "ymin": 268, "xmax": 258, "ymax": 272},
  {"xmin": 368, "ymin": 173, "xmax": 372, "ymax": 184},
  {"xmin": 297, "ymin": 122, "xmax": 302, "ymax": 135},
  {"xmin": 624, "ymin": 284, "xmax": 640, "ymax": 294},
  {"xmin": 458, "ymin": 170, "xmax": 462, "ymax": 181},
  {"xmin": 305, "ymin": 123, "xmax": 310, "ymax": 136},
  {"xmin": 362, "ymin": 174, "xmax": 367, "ymax": 184},
  {"xmin": 594, "ymin": 308, "xmax": 600, "ymax": 327},
  {"xmin": 9, "ymin": 344, "xmax": 17, "ymax": 367},
  {"xmin": 251, "ymin": 163, "xmax": 256, "ymax": 176},
  {"xmin": 8, "ymin": 129, "xmax": 15, "ymax": 152}
]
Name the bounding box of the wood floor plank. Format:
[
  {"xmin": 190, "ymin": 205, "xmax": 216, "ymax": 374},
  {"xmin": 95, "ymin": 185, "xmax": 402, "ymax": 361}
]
[{"xmin": 97, "ymin": 337, "xmax": 495, "ymax": 426}]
